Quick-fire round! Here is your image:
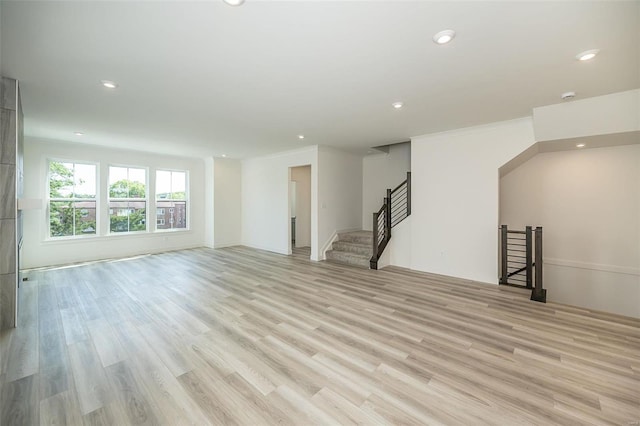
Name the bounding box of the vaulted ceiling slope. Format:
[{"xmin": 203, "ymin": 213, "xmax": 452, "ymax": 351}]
[{"xmin": 1, "ymin": 1, "xmax": 638, "ymax": 158}]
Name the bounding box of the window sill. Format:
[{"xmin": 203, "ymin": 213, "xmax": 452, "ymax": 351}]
[{"xmin": 43, "ymin": 229, "xmax": 192, "ymax": 244}]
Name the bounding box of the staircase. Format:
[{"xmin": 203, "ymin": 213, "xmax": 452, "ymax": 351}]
[
  {"xmin": 370, "ymin": 171, "xmax": 411, "ymax": 269},
  {"xmin": 325, "ymin": 231, "xmax": 373, "ymax": 268}
]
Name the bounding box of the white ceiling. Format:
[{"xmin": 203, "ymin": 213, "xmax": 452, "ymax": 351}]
[{"xmin": 1, "ymin": 1, "xmax": 638, "ymax": 159}]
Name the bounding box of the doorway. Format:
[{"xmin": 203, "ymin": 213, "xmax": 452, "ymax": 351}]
[{"xmin": 289, "ymin": 165, "xmax": 311, "ymax": 258}]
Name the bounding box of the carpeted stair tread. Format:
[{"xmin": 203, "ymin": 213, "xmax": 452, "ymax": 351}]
[
  {"xmin": 331, "ymin": 240, "xmax": 372, "ymax": 256},
  {"xmin": 325, "ymin": 250, "xmax": 370, "ymax": 268},
  {"xmin": 325, "ymin": 230, "xmax": 374, "ymax": 269},
  {"xmin": 337, "ymin": 230, "xmax": 373, "ymax": 245}
]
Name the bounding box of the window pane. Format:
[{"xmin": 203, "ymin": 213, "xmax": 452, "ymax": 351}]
[
  {"xmin": 74, "ymin": 201, "xmax": 97, "ymax": 235},
  {"xmin": 49, "ymin": 162, "xmax": 74, "ymax": 198},
  {"xmin": 50, "ymin": 201, "xmax": 74, "ymax": 237},
  {"xmin": 49, "ymin": 201, "xmax": 96, "ymax": 237},
  {"xmin": 109, "ymin": 167, "xmax": 128, "ymax": 198},
  {"xmin": 74, "ymin": 164, "xmax": 96, "ymax": 198},
  {"xmin": 156, "ymin": 200, "xmax": 186, "ymax": 229},
  {"xmin": 171, "ymin": 172, "xmax": 186, "ymax": 199},
  {"xmin": 109, "ymin": 166, "xmax": 146, "ymax": 199},
  {"xmin": 109, "ymin": 201, "xmax": 146, "ymax": 233},
  {"xmin": 128, "ymin": 168, "xmax": 146, "ymax": 199},
  {"xmin": 130, "ymin": 201, "xmax": 146, "ymax": 231},
  {"xmin": 156, "ymin": 171, "xmax": 171, "ymax": 198}
]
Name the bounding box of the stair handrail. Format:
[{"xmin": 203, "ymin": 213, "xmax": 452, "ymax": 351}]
[
  {"xmin": 370, "ymin": 172, "xmax": 411, "ymax": 269},
  {"xmin": 499, "ymin": 225, "xmax": 546, "ymax": 303}
]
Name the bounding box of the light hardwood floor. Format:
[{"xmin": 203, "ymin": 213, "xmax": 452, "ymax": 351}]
[{"xmin": 0, "ymin": 246, "xmax": 638, "ymax": 425}]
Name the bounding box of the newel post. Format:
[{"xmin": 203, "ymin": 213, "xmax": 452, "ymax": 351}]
[
  {"xmin": 372, "ymin": 212, "xmax": 379, "ymax": 266},
  {"xmin": 406, "ymin": 172, "xmax": 411, "ymax": 216},
  {"xmin": 386, "ymin": 189, "xmax": 392, "ymax": 240},
  {"xmin": 525, "ymin": 226, "xmax": 533, "ymax": 289},
  {"xmin": 499, "ymin": 225, "xmax": 508, "ymax": 284},
  {"xmin": 531, "ymin": 227, "xmax": 546, "ymax": 303}
]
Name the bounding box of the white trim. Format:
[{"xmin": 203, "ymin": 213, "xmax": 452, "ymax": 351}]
[
  {"xmin": 18, "ymin": 198, "xmax": 43, "ymax": 210},
  {"xmin": 410, "ymin": 116, "xmax": 532, "ymax": 143},
  {"xmin": 41, "ymin": 229, "xmax": 193, "ymax": 245},
  {"xmin": 319, "ymin": 231, "xmax": 338, "ymax": 261},
  {"xmin": 242, "ymin": 145, "xmax": 317, "ymax": 163},
  {"xmin": 241, "ymin": 242, "xmax": 289, "ymax": 256},
  {"xmin": 213, "ymin": 241, "xmax": 242, "ymax": 249},
  {"xmin": 544, "ymin": 258, "xmax": 640, "ymax": 276},
  {"xmin": 22, "ymin": 242, "xmax": 204, "ymax": 271},
  {"xmin": 318, "ymin": 227, "xmax": 362, "ymax": 261}
]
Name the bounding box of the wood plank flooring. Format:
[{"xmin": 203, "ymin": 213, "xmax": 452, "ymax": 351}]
[{"xmin": 1, "ymin": 246, "xmax": 639, "ymax": 425}]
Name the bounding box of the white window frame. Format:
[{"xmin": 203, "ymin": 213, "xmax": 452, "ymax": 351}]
[
  {"xmin": 46, "ymin": 159, "xmax": 99, "ymax": 240},
  {"xmin": 155, "ymin": 169, "xmax": 189, "ymax": 232},
  {"xmin": 107, "ymin": 165, "xmax": 149, "ymax": 235}
]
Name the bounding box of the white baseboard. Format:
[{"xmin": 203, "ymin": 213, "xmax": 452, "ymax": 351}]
[
  {"xmin": 213, "ymin": 241, "xmax": 242, "ymax": 249},
  {"xmin": 240, "ymin": 241, "xmax": 289, "ymax": 256}
]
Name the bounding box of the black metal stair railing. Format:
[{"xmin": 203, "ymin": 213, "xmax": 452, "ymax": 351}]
[
  {"xmin": 370, "ymin": 172, "xmax": 411, "ymax": 270},
  {"xmin": 499, "ymin": 225, "xmax": 546, "ymax": 303}
]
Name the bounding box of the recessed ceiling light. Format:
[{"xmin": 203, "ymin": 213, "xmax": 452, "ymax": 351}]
[
  {"xmin": 576, "ymin": 143, "xmax": 586, "ymax": 148},
  {"xmin": 223, "ymin": 0, "xmax": 245, "ymax": 6},
  {"xmin": 298, "ymin": 135, "xmax": 305, "ymax": 140},
  {"xmin": 433, "ymin": 30, "xmax": 456, "ymax": 45},
  {"xmin": 576, "ymin": 49, "xmax": 599, "ymax": 61},
  {"xmin": 561, "ymin": 91, "xmax": 576, "ymax": 100},
  {"xmin": 74, "ymin": 131, "xmax": 84, "ymax": 136},
  {"xmin": 392, "ymin": 102, "xmax": 403, "ymax": 109},
  {"xmin": 222, "ymin": 154, "xmax": 227, "ymax": 157},
  {"xmin": 101, "ymin": 80, "xmax": 118, "ymax": 89}
]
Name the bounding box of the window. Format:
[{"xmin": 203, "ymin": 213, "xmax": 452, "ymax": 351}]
[
  {"xmin": 157, "ymin": 218, "xmax": 165, "ymax": 226},
  {"xmin": 156, "ymin": 208, "xmax": 165, "ymax": 216},
  {"xmin": 109, "ymin": 166, "xmax": 147, "ymax": 233},
  {"xmin": 156, "ymin": 170, "xmax": 187, "ymax": 230},
  {"xmin": 48, "ymin": 161, "xmax": 97, "ymax": 237}
]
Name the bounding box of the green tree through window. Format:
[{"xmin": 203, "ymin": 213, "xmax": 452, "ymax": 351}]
[
  {"xmin": 108, "ymin": 167, "xmax": 147, "ymax": 233},
  {"xmin": 48, "ymin": 161, "xmax": 97, "ymax": 237}
]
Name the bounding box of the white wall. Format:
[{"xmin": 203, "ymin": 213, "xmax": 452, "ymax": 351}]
[
  {"xmin": 241, "ymin": 146, "xmax": 318, "ymax": 259},
  {"xmin": 23, "ymin": 138, "xmax": 205, "ymax": 268},
  {"xmin": 213, "ymin": 158, "xmax": 241, "ymax": 248},
  {"xmin": 377, "ymin": 216, "xmax": 412, "ymax": 270},
  {"xmin": 533, "ymin": 89, "xmax": 640, "ymax": 142},
  {"xmin": 241, "ymin": 145, "xmax": 362, "ymax": 261},
  {"xmin": 362, "ymin": 142, "xmax": 411, "ymax": 230},
  {"xmin": 500, "ymin": 145, "xmax": 640, "ymax": 317},
  {"xmin": 291, "ymin": 165, "xmax": 311, "ymax": 248},
  {"xmin": 317, "ymin": 146, "xmax": 363, "ymax": 256},
  {"xmin": 204, "ymin": 157, "xmax": 214, "ymax": 248},
  {"xmin": 410, "ymin": 118, "xmax": 536, "ymax": 284}
]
